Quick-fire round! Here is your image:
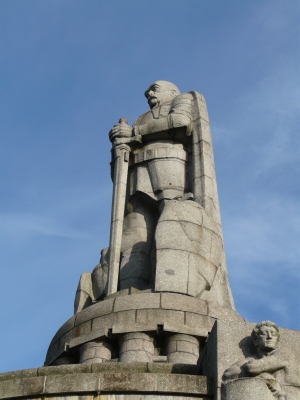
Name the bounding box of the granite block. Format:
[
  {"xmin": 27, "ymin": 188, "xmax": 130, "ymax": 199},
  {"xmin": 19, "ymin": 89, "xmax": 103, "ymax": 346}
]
[
  {"xmin": 44, "ymin": 373, "xmax": 100, "ymax": 393},
  {"xmin": 114, "ymin": 293, "xmax": 160, "ymax": 312},
  {"xmin": 75, "ymin": 298, "xmax": 115, "ymax": 326},
  {"xmin": 161, "ymin": 293, "xmax": 207, "ymax": 315}
]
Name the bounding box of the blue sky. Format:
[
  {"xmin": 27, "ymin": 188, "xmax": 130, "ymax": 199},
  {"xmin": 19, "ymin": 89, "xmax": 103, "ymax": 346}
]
[{"xmin": 0, "ymin": 0, "xmax": 299, "ymax": 372}]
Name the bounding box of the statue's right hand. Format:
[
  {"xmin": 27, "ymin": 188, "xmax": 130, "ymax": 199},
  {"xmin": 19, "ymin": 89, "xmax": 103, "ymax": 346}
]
[{"xmin": 109, "ymin": 118, "xmax": 133, "ymax": 142}]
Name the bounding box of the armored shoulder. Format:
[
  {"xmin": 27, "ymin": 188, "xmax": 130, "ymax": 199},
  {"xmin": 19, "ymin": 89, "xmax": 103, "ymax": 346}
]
[{"xmin": 170, "ymin": 93, "xmax": 194, "ymax": 119}]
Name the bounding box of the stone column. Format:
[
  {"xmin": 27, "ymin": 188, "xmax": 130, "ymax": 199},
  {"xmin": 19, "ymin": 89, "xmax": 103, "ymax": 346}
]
[
  {"xmin": 165, "ymin": 334, "xmax": 199, "ymax": 364},
  {"xmin": 79, "ymin": 340, "xmax": 112, "ymax": 364},
  {"xmin": 119, "ymin": 332, "xmax": 154, "ymax": 362}
]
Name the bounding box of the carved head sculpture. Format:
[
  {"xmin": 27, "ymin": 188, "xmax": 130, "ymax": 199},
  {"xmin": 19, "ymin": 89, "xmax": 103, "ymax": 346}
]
[
  {"xmin": 144, "ymin": 80, "xmax": 180, "ymax": 109},
  {"xmin": 251, "ymin": 320, "xmax": 280, "ymax": 354}
]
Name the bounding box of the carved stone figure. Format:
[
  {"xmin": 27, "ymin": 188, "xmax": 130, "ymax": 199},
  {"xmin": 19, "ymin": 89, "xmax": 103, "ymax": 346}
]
[
  {"xmin": 74, "ymin": 248, "xmax": 109, "ymax": 313},
  {"xmin": 222, "ymin": 321, "xmax": 297, "ymax": 399},
  {"xmin": 105, "ymin": 80, "xmax": 235, "ymax": 308}
]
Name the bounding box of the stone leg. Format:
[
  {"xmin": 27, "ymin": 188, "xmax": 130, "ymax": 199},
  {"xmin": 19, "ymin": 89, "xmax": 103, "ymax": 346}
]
[
  {"xmin": 155, "ymin": 199, "xmax": 220, "ymax": 297},
  {"xmin": 165, "ymin": 334, "xmax": 199, "ymax": 365},
  {"xmin": 79, "ymin": 340, "xmax": 112, "ymax": 364},
  {"xmin": 120, "ymin": 193, "xmax": 158, "ymax": 290},
  {"xmin": 119, "ymin": 332, "xmax": 154, "ymax": 362}
]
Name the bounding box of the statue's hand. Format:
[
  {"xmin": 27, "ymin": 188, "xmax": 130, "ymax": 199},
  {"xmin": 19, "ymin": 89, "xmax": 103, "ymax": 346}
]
[{"xmin": 109, "ymin": 118, "xmax": 133, "ymax": 142}]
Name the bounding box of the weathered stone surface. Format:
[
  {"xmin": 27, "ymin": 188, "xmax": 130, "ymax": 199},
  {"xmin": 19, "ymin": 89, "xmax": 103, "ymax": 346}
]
[
  {"xmin": 222, "ymin": 378, "xmax": 275, "ymax": 400},
  {"xmin": 161, "ymin": 293, "xmax": 207, "ymax": 315},
  {"xmin": 99, "ymin": 372, "xmax": 157, "ymax": 392},
  {"xmin": 16, "ymin": 395, "xmax": 209, "ymax": 400},
  {"xmin": 69, "ymin": 327, "xmax": 110, "ymax": 349},
  {"xmin": 74, "ymin": 319, "xmax": 92, "ymax": 337},
  {"xmin": 119, "ymin": 332, "xmax": 155, "ymax": 362},
  {"xmin": 136, "ymin": 308, "xmax": 185, "ymax": 326},
  {"xmin": 165, "ymin": 334, "xmax": 199, "ymax": 365},
  {"xmin": 79, "ymin": 340, "xmax": 113, "ymax": 364},
  {"xmin": 112, "ymin": 323, "xmax": 157, "ymax": 335},
  {"xmin": 0, "ymin": 366, "xmax": 213, "ymax": 399},
  {"xmin": 74, "ymin": 271, "xmax": 93, "ymax": 314},
  {"xmin": 0, "ymin": 368, "xmax": 38, "ymax": 381},
  {"xmin": 114, "ymin": 292, "xmax": 160, "ymax": 312},
  {"xmin": 200, "ymin": 320, "xmax": 300, "ymax": 400},
  {"xmin": 45, "ymin": 292, "xmax": 243, "ymax": 366},
  {"xmin": 75, "ymin": 297, "xmax": 115, "ymax": 326},
  {"xmin": 44, "ymin": 373, "xmax": 100, "ymax": 393},
  {"xmin": 207, "ymin": 302, "xmax": 243, "ymax": 322},
  {"xmin": 74, "ymin": 80, "xmax": 235, "ymax": 312},
  {"xmin": 156, "ymin": 374, "xmax": 212, "ymax": 395},
  {"xmin": 185, "ymin": 312, "xmax": 215, "ymax": 333},
  {"xmin": 0, "ymin": 376, "xmax": 44, "ymax": 398},
  {"xmin": 38, "ymin": 364, "xmax": 90, "ymax": 376},
  {"xmin": 49, "ymin": 315, "xmax": 76, "ymax": 346},
  {"xmin": 92, "ymin": 362, "xmax": 148, "ymax": 374}
]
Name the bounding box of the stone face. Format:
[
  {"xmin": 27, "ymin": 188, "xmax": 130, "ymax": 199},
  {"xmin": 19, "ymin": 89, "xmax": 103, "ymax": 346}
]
[
  {"xmin": 35, "ymin": 81, "xmax": 299, "ymax": 400},
  {"xmin": 74, "ymin": 80, "xmax": 235, "ymax": 313}
]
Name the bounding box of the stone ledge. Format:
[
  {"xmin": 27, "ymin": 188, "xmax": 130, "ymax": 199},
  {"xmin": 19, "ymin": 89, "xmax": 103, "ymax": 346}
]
[
  {"xmin": 0, "ymin": 370, "xmax": 213, "ymax": 399},
  {"xmin": 0, "ymin": 362, "xmax": 202, "ymax": 380},
  {"xmin": 45, "ymin": 293, "xmax": 243, "ymax": 366}
]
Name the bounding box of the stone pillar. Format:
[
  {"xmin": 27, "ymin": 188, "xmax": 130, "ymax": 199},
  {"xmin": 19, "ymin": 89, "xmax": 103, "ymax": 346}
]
[
  {"xmin": 79, "ymin": 340, "xmax": 112, "ymax": 364},
  {"xmin": 222, "ymin": 378, "xmax": 277, "ymax": 400},
  {"xmin": 165, "ymin": 334, "xmax": 199, "ymax": 364},
  {"xmin": 119, "ymin": 332, "xmax": 154, "ymax": 362}
]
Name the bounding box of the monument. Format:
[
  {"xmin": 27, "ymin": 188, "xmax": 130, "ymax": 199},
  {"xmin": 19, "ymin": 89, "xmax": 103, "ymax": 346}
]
[{"xmin": 0, "ymin": 81, "xmax": 299, "ymax": 399}]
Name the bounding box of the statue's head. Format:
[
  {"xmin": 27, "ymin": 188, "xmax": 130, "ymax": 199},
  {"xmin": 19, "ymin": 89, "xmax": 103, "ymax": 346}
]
[
  {"xmin": 144, "ymin": 80, "xmax": 180, "ymax": 109},
  {"xmin": 251, "ymin": 320, "xmax": 280, "ymax": 353}
]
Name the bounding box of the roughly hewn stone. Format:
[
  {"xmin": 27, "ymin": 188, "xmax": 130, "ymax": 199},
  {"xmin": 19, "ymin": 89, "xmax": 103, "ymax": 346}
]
[
  {"xmin": 75, "ymin": 297, "xmax": 115, "ymax": 326},
  {"xmin": 161, "ymin": 293, "xmax": 207, "ymax": 315},
  {"xmin": 0, "ymin": 368, "xmax": 38, "ymax": 381},
  {"xmin": 92, "ymin": 362, "xmax": 148, "ymax": 374},
  {"xmin": 119, "ymin": 332, "xmax": 155, "ymax": 363},
  {"xmin": 200, "ymin": 320, "xmax": 300, "ymax": 400},
  {"xmin": 79, "ymin": 340, "xmax": 113, "ymax": 364},
  {"xmin": 222, "ymin": 378, "xmax": 275, "ymax": 400},
  {"xmin": 114, "ymin": 293, "xmax": 160, "ymax": 312},
  {"xmin": 165, "ymin": 334, "xmax": 199, "ymax": 365},
  {"xmin": 38, "ymin": 364, "xmax": 90, "ymax": 376},
  {"xmin": 0, "ymin": 376, "xmax": 44, "ymax": 399},
  {"xmin": 99, "ymin": 372, "xmax": 157, "ymax": 392},
  {"xmin": 136, "ymin": 309, "xmax": 185, "ymax": 327}
]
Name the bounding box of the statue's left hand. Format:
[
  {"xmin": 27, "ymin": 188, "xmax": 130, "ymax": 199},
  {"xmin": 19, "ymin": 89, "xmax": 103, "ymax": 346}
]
[{"xmin": 109, "ymin": 117, "xmax": 133, "ymax": 142}]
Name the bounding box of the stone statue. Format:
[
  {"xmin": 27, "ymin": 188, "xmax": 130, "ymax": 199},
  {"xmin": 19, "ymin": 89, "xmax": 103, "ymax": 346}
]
[
  {"xmin": 222, "ymin": 321, "xmax": 298, "ymax": 399},
  {"xmin": 108, "ymin": 81, "xmax": 234, "ymax": 302},
  {"xmin": 74, "ymin": 80, "xmax": 235, "ymax": 313}
]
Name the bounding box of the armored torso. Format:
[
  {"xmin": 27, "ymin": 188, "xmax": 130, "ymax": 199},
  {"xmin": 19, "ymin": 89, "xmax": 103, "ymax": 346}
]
[{"xmin": 129, "ymin": 101, "xmax": 191, "ymax": 201}]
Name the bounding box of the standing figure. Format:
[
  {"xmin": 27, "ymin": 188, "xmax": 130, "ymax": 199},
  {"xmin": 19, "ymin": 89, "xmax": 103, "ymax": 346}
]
[{"xmin": 108, "ymin": 80, "xmax": 234, "ymax": 309}]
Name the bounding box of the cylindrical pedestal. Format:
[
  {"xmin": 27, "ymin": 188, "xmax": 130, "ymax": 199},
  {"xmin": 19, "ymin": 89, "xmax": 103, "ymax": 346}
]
[
  {"xmin": 119, "ymin": 332, "xmax": 154, "ymax": 362},
  {"xmin": 165, "ymin": 334, "xmax": 199, "ymax": 364},
  {"xmin": 222, "ymin": 377, "xmax": 277, "ymax": 400},
  {"xmin": 79, "ymin": 340, "xmax": 112, "ymax": 364}
]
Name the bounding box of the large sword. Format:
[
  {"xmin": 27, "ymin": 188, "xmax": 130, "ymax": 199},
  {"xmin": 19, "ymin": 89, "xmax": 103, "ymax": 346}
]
[{"xmin": 107, "ymin": 118, "xmax": 141, "ymax": 295}]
